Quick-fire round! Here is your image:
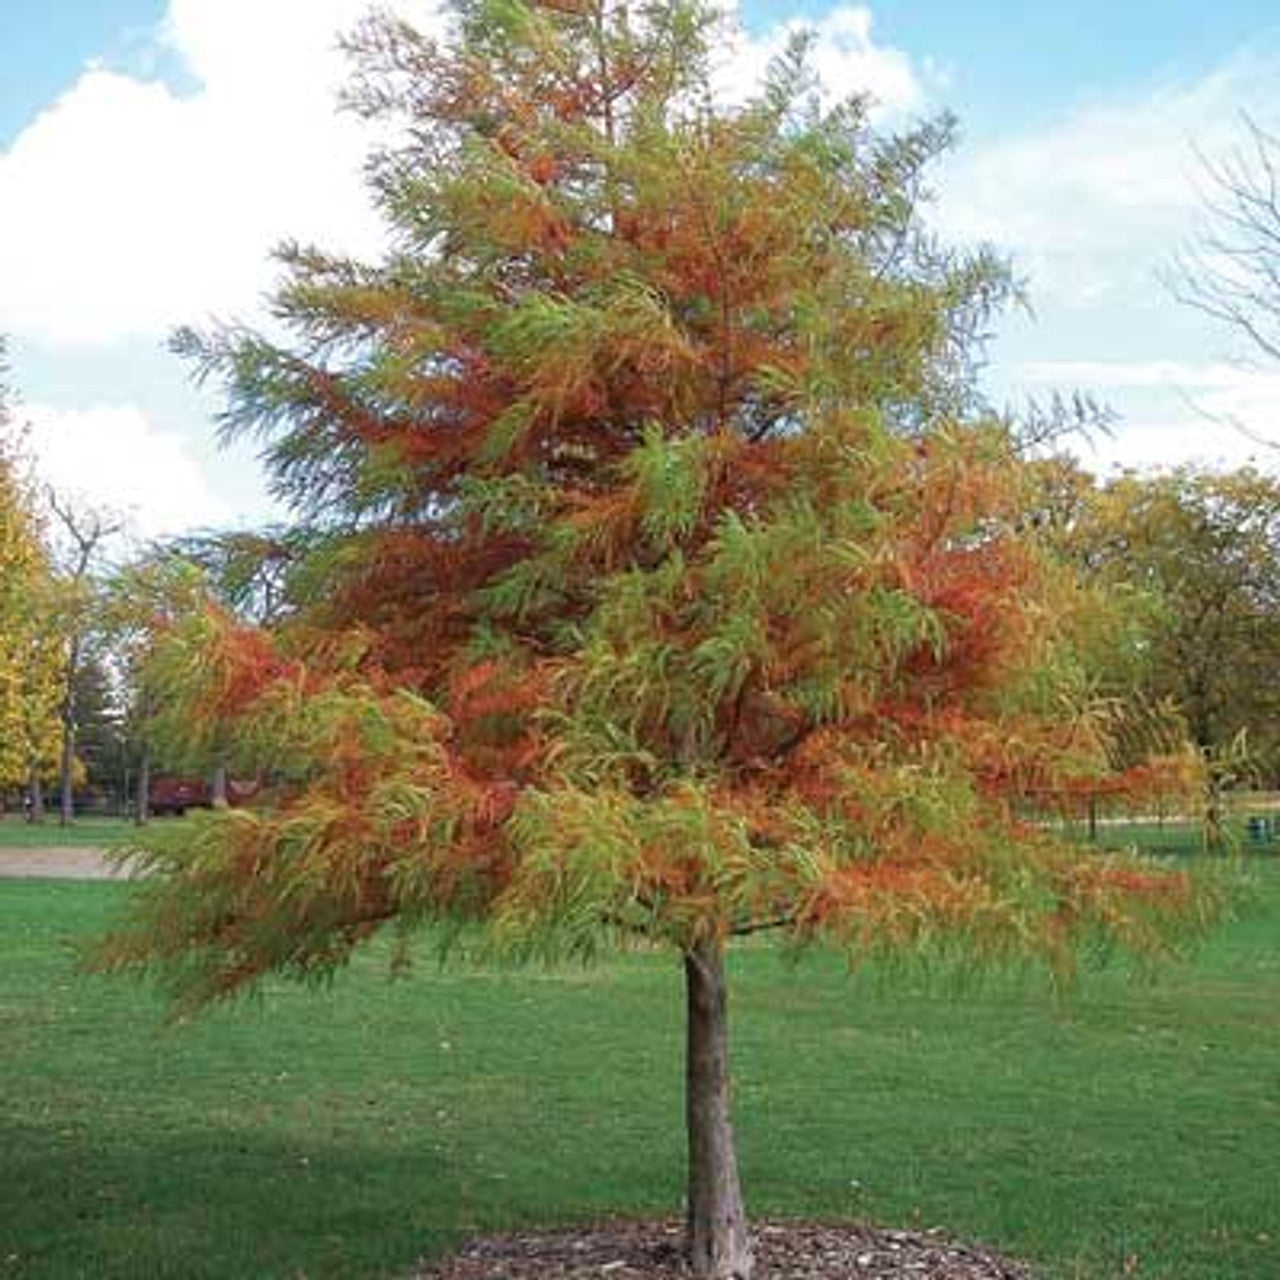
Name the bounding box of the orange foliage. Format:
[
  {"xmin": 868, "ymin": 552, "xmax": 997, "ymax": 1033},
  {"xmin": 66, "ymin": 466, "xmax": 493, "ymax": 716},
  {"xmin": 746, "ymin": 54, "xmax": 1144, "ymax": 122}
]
[{"xmin": 108, "ymin": 2, "xmax": 1213, "ymax": 1019}]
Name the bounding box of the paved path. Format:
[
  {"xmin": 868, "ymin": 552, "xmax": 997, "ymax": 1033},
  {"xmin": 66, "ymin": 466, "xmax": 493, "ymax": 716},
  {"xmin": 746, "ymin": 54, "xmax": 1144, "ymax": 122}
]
[{"xmin": 0, "ymin": 847, "xmax": 125, "ymax": 880}]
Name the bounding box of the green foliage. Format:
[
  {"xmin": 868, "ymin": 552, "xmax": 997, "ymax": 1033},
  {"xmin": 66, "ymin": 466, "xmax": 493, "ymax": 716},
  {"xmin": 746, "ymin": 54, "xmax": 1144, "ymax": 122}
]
[
  {"xmin": 1050, "ymin": 464, "xmax": 1280, "ymax": 798},
  {"xmin": 97, "ymin": 0, "xmax": 1213, "ymax": 1029}
]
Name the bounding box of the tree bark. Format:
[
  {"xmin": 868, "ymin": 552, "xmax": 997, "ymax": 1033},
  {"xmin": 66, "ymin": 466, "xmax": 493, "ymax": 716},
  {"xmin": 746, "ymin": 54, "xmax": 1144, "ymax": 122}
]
[
  {"xmin": 58, "ymin": 634, "xmax": 80, "ymax": 827},
  {"xmin": 26, "ymin": 765, "xmax": 45, "ymax": 823},
  {"xmin": 44, "ymin": 492, "xmax": 122, "ymax": 829},
  {"xmin": 684, "ymin": 936, "xmax": 752, "ymax": 1280},
  {"xmin": 210, "ymin": 759, "xmax": 229, "ymax": 809},
  {"xmin": 135, "ymin": 750, "xmax": 151, "ymax": 826}
]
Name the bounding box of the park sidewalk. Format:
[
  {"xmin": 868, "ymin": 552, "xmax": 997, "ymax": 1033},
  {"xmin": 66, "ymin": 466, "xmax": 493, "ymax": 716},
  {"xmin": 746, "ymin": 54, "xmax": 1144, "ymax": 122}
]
[{"xmin": 0, "ymin": 847, "xmax": 122, "ymax": 879}]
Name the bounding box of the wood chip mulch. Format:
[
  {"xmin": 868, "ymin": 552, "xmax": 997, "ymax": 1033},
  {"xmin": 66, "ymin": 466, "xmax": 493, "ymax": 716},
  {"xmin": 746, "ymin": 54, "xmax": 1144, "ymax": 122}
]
[{"xmin": 410, "ymin": 1219, "xmax": 1036, "ymax": 1279}]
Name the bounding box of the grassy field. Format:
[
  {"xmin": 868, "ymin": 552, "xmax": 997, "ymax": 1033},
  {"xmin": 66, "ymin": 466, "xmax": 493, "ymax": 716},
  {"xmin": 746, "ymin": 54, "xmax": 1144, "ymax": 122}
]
[
  {"xmin": 1, "ymin": 862, "xmax": 1277, "ymax": 1280},
  {"xmin": 1061, "ymin": 815, "xmax": 1280, "ymax": 859},
  {"xmin": 0, "ymin": 809, "xmax": 1258, "ymax": 856},
  {"xmin": 0, "ymin": 816, "xmax": 144, "ymax": 849}
]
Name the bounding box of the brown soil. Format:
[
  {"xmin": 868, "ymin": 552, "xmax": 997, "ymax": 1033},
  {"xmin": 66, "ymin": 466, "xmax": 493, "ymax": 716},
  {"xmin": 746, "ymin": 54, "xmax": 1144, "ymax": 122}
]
[{"xmin": 410, "ymin": 1220, "xmax": 1036, "ymax": 1279}]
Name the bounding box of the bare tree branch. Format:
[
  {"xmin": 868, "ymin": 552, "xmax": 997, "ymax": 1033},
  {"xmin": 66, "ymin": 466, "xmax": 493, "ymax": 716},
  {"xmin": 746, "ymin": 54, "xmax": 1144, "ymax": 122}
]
[
  {"xmin": 1170, "ymin": 115, "xmax": 1280, "ymax": 388},
  {"xmin": 44, "ymin": 489, "xmax": 124, "ymax": 825}
]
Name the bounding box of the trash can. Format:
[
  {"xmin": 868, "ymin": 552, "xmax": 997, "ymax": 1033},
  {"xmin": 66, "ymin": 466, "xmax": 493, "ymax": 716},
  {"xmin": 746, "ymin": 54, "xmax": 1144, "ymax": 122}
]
[{"xmin": 1246, "ymin": 816, "xmax": 1273, "ymax": 845}]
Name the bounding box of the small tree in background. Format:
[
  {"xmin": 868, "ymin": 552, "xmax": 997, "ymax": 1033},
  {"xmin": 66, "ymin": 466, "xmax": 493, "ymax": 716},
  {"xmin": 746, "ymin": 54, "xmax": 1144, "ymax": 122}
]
[
  {"xmin": 101, "ymin": 552, "xmax": 211, "ymax": 822},
  {"xmin": 164, "ymin": 528, "xmax": 311, "ymax": 805},
  {"xmin": 0, "ymin": 348, "xmax": 62, "ymax": 809},
  {"xmin": 1175, "ymin": 119, "xmax": 1280, "ymax": 361},
  {"xmin": 1169, "ymin": 115, "xmax": 1280, "ymax": 452},
  {"xmin": 1055, "ymin": 464, "xmax": 1280, "ymax": 844},
  {"xmin": 1013, "ymin": 455, "xmax": 1206, "ymax": 837},
  {"xmin": 44, "ymin": 492, "xmax": 122, "ymax": 824},
  {"xmin": 97, "ymin": 4, "xmax": 1214, "ymax": 1275}
]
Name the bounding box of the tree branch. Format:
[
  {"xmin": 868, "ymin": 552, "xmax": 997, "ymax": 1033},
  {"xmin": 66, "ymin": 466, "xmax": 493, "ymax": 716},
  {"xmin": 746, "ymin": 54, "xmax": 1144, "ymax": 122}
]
[{"xmin": 729, "ymin": 913, "xmax": 797, "ymax": 938}]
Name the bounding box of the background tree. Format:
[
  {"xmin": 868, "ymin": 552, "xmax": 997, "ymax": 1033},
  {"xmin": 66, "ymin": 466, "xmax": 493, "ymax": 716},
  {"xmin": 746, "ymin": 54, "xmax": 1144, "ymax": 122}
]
[
  {"xmin": 163, "ymin": 528, "xmax": 309, "ymax": 805},
  {"xmin": 1176, "ymin": 116, "xmax": 1280, "ymax": 366},
  {"xmin": 45, "ymin": 492, "xmax": 122, "ymax": 824},
  {"xmin": 0, "ymin": 348, "xmax": 62, "ymax": 810},
  {"xmin": 165, "ymin": 528, "xmax": 306, "ymax": 627},
  {"xmin": 67, "ymin": 653, "xmax": 138, "ymax": 812},
  {"xmin": 1018, "ymin": 455, "xmax": 1202, "ymax": 835},
  {"xmin": 1063, "ymin": 465, "xmax": 1280, "ymax": 838},
  {"xmin": 0, "ymin": 363, "xmax": 37, "ymax": 789},
  {"xmin": 97, "ymin": 5, "xmax": 1210, "ymax": 1276},
  {"xmin": 101, "ymin": 551, "xmax": 211, "ymax": 822},
  {"xmin": 1172, "ymin": 114, "xmax": 1280, "ymax": 449}
]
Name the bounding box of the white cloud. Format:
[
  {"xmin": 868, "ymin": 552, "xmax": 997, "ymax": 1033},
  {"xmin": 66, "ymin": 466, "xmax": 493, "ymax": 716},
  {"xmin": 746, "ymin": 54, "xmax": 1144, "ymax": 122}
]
[
  {"xmin": 928, "ymin": 42, "xmax": 1280, "ymax": 477},
  {"xmin": 1013, "ymin": 358, "xmax": 1280, "ymax": 472},
  {"xmin": 1018, "ymin": 358, "xmax": 1280, "ymax": 393},
  {"xmin": 24, "ymin": 402, "xmax": 237, "ymax": 541},
  {"xmin": 1078, "ymin": 412, "xmax": 1278, "ymax": 474},
  {"xmin": 713, "ymin": 5, "xmax": 926, "ymax": 114},
  {"xmin": 0, "ymin": 2, "xmax": 926, "ymax": 348},
  {"xmin": 0, "ymin": 0, "xmax": 445, "ymax": 347},
  {"xmin": 0, "ymin": 1, "xmax": 930, "ymax": 536},
  {"xmin": 934, "ymin": 45, "xmax": 1280, "ymax": 309}
]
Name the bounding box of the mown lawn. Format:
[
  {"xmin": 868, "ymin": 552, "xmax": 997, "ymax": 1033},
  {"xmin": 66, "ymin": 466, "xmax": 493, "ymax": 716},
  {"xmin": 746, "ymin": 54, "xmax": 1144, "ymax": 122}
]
[
  {"xmin": 0, "ymin": 865, "xmax": 1277, "ymax": 1280},
  {"xmin": 0, "ymin": 816, "xmax": 145, "ymax": 849}
]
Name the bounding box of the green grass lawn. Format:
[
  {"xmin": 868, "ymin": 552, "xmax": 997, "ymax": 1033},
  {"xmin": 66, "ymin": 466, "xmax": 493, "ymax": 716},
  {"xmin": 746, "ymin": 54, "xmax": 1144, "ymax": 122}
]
[
  {"xmin": 1, "ymin": 868, "xmax": 1277, "ymax": 1280},
  {"xmin": 0, "ymin": 816, "xmax": 144, "ymax": 849},
  {"xmin": 1052, "ymin": 809, "xmax": 1276, "ymax": 856}
]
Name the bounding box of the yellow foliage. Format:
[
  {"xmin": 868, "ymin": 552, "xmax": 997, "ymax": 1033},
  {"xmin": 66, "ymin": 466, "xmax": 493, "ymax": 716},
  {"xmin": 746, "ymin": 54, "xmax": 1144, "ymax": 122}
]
[{"xmin": 0, "ymin": 437, "xmax": 62, "ymax": 788}]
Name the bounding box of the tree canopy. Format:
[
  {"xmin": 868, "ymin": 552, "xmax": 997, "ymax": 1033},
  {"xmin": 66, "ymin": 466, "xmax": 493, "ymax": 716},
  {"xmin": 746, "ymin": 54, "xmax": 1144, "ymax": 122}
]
[
  {"xmin": 1175, "ymin": 115, "xmax": 1280, "ymax": 371},
  {"xmin": 97, "ymin": 4, "xmax": 1212, "ymax": 1275},
  {"xmin": 0, "ymin": 351, "xmax": 61, "ymax": 796},
  {"xmin": 1063, "ymin": 464, "xmax": 1280, "ymax": 803}
]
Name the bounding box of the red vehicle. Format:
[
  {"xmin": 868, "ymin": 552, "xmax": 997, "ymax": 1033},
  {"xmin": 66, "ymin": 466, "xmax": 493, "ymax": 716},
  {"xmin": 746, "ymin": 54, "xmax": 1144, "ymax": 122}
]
[{"xmin": 148, "ymin": 776, "xmax": 259, "ymax": 816}]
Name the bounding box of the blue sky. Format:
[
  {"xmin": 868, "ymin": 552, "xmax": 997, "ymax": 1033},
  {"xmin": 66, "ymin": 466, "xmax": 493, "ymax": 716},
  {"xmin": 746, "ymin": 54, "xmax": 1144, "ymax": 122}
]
[
  {"xmin": 768, "ymin": 0, "xmax": 1278, "ymax": 132},
  {"xmin": 3, "ymin": 0, "xmax": 1280, "ymax": 540}
]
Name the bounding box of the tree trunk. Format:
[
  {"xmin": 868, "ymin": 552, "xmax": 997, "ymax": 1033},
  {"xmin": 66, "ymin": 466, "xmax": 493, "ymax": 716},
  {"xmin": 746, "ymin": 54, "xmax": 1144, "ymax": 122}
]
[
  {"xmin": 27, "ymin": 765, "xmax": 45, "ymax": 823},
  {"xmin": 58, "ymin": 723, "xmax": 76, "ymax": 825},
  {"xmin": 210, "ymin": 759, "xmax": 229, "ymax": 809},
  {"xmin": 135, "ymin": 750, "xmax": 151, "ymax": 826},
  {"xmin": 58, "ymin": 635, "xmax": 80, "ymax": 827},
  {"xmin": 1205, "ymin": 771, "xmax": 1224, "ymax": 853},
  {"xmin": 684, "ymin": 937, "xmax": 752, "ymax": 1280}
]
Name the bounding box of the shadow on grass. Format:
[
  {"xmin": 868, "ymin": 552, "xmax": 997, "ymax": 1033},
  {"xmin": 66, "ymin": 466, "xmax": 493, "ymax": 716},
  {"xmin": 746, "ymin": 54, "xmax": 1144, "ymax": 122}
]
[
  {"xmin": 1, "ymin": 1122, "xmax": 470, "ymax": 1280},
  {"xmin": 3, "ymin": 875, "xmax": 1278, "ymax": 1280}
]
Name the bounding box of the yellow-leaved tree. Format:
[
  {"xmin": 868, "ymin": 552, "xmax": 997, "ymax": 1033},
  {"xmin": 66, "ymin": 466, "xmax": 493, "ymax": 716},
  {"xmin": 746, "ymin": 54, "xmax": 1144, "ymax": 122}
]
[{"xmin": 0, "ymin": 348, "xmax": 63, "ymax": 805}]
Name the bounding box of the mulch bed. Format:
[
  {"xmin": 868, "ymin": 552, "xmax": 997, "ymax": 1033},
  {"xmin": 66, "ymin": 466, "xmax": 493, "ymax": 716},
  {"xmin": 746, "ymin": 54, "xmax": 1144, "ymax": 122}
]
[{"xmin": 411, "ymin": 1219, "xmax": 1036, "ymax": 1279}]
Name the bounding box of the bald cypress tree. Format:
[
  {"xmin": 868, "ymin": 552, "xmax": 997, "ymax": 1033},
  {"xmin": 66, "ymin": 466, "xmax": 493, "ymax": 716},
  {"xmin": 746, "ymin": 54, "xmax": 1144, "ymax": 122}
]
[{"xmin": 100, "ymin": 5, "xmax": 1209, "ymax": 1275}]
